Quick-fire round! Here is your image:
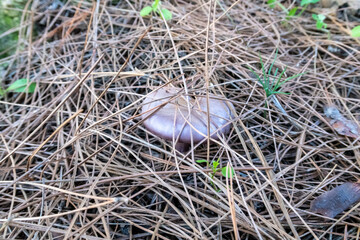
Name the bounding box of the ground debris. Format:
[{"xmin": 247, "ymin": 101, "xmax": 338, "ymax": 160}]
[
  {"xmin": 323, "ymin": 105, "xmax": 360, "ymax": 139},
  {"xmin": 310, "ymin": 182, "xmax": 360, "ymax": 218},
  {"xmin": 320, "ymin": 0, "xmax": 360, "ymax": 9}
]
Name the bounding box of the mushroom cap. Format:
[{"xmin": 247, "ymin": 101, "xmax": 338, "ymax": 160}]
[{"xmin": 141, "ymin": 88, "xmax": 234, "ymax": 144}]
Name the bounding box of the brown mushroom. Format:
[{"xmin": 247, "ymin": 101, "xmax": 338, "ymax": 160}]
[{"xmin": 141, "ymin": 87, "xmax": 234, "ymax": 152}]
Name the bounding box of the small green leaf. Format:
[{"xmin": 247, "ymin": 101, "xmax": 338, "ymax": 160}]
[
  {"xmin": 212, "ymin": 161, "xmax": 219, "ymax": 170},
  {"xmin": 221, "ymin": 166, "xmax": 235, "ymax": 178},
  {"xmin": 284, "ymin": 72, "xmax": 306, "ymax": 82},
  {"xmin": 316, "ymin": 21, "xmax": 322, "ymax": 29},
  {"xmin": 312, "ymin": 14, "xmax": 326, "ymax": 29},
  {"xmin": 312, "ymin": 14, "xmax": 318, "ymax": 21},
  {"xmin": 160, "ymin": 8, "xmax": 172, "ymax": 20},
  {"xmin": 301, "ymin": 0, "xmax": 320, "ymax": 6},
  {"xmin": 0, "ymin": 87, "xmax": 4, "ymax": 96},
  {"xmin": 267, "ymin": 0, "xmax": 276, "ymax": 8},
  {"xmin": 196, "ymin": 159, "xmax": 208, "ymax": 164},
  {"xmin": 351, "ymin": 26, "xmax": 360, "ymax": 38},
  {"xmin": 140, "ymin": 6, "xmax": 153, "ymax": 17},
  {"xmin": 317, "ymin": 14, "xmax": 326, "ymax": 21},
  {"xmin": 6, "ymin": 79, "xmax": 36, "ymax": 93},
  {"xmin": 287, "ymin": 7, "xmax": 298, "ymax": 17}
]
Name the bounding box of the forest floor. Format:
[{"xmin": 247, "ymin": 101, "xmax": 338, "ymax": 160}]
[{"xmin": 0, "ymin": 0, "xmax": 360, "ymax": 239}]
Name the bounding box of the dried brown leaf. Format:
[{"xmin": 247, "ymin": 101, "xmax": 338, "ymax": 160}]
[
  {"xmin": 310, "ymin": 182, "xmax": 360, "ymax": 218},
  {"xmin": 324, "ymin": 105, "xmax": 360, "ymax": 139}
]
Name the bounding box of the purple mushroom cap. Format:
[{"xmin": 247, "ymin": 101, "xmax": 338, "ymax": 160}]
[{"xmin": 141, "ymin": 87, "xmax": 234, "ymax": 151}]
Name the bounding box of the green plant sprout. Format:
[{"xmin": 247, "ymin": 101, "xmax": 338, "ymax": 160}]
[
  {"xmin": 140, "ymin": 0, "xmax": 172, "ymax": 21},
  {"xmin": 248, "ymin": 49, "xmax": 305, "ymax": 115},
  {"xmin": 0, "ymin": 0, "xmax": 28, "ymax": 58},
  {"xmin": 267, "ymin": 0, "xmax": 320, "ymax": 20},
  {"xmin": 196, "ymin": 159, "xmax": 235, "ymax": 192},
  {"xmin": 267, "ymin": 0, "xmax": 289, "ymax": 14},
  {"xmin": 351, "ymin": 25, "xmax": 360, "ymax": 38},
  {"xmin": 0, "ymin": 78, "xmax": 36, "ymax": 97},
  {"xmin": 286, "ymin": 7, "xmax": 298, "ymax": 20},
  {"xmin": 297, "ymin": 0, "xmax": 320, "ymax": 17},
  {"xmin": 312, "ymin": 14, "xmax": 327, "ymax": 30}
]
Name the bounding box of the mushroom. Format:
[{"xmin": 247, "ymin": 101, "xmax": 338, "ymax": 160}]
[{"xmin": 141, "ymin": 87, "xmax": 234, "ymax": 152}]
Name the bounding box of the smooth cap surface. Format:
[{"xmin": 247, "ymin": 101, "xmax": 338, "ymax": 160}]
[{"xmin": 141, "ymin": 88, "xmax": 234, "ymax": 144}]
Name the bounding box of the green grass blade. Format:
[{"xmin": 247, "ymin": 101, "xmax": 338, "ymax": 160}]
[
  {"xmin": 270, "ymin": 67, "xmax": 279, "ymax": 89},
  {"xmin": 268, "ymin": 48, "xmax": 278, "ymax": 75},
  {"xmin": 248, "ymin": 66, "xmax": 264, "ymax": 86},
  {"xmin": 258, "ymin": 54, "xmax": 270, "ymax": 89},
  {"xmin": 301, "ymin": 0, "xmax": 319, "ymax": 6},
  {"xmin": 264, "ymin": 75, "xmax": 270, "ymax": 90},
  {"xmin": 267, "ymin": 0, "xmax": 276, "ymax": 9},
  {"xmin": 274, "ymin": 67, "xmax": 279, "ymax": 77},
  {"xmin": 152, "ymin": 0, "xmax": 160, "ymax": 11},
  {"xmin": 277, "ymin": 2, "xmax": 289, "ymax": 14},
  {"xmin": 276, "ymin": 69, "xmax": 306, "ymax": 90},
  {"xmin": 259, "ymin": 54, "xmax": 266, "ymax": 78},
  {"xmin": 272, "ymin": 91, "xmax": 290, "ymax": 95},
  {"xmin": 273, "ymin": 67, "xmax": 287, "ymax": 91},
  {"xmin": 196, "ymin": 159, "xmax": 208, "ymax": 164},
  {"xmin": 282, "ymin": 72, "xmax": 305, "ymax": 83},
  {"xmin": 286, "ymin": 7, "xmax": 298, "ymax": 20}
]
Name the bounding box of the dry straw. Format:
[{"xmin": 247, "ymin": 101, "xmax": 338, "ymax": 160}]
[{"xmin": 0, "ymin": 0, "xmax": 359, "ymax": 239}]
